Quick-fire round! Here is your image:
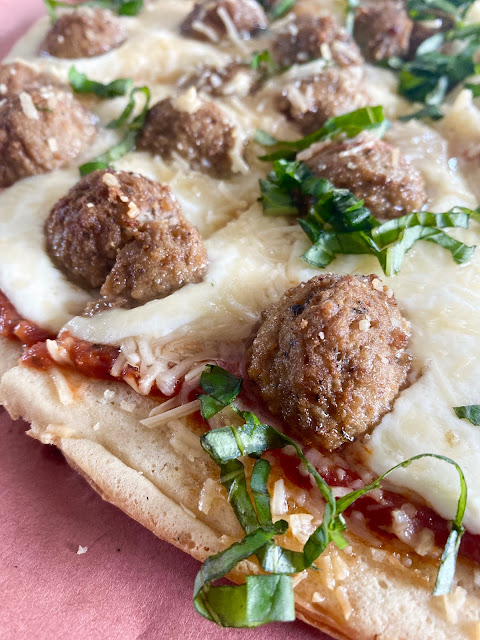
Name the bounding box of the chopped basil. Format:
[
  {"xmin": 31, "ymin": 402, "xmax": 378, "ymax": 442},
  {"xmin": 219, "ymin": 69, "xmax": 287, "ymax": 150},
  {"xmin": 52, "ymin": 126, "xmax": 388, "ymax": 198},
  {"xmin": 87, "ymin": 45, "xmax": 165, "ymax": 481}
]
[
  {"xmin": 69, "ymin": 66, "xmax": 132, "ymax": 98},
  {"xmin": 466, "ymin": 82, "xmax": 480, "ymax": 97},
  {"xmin": 255, "ymin": 0, "xmax": 295, "ymax": 19},
  {"xmin": 345, "ymin": 0, "xmax": 360, "ymax": 34},
  {"xmin": 384, "ymin": 22, "xmax": 480, "ymax": 109},
  {"xmin": 44, "ymin": 0, "xmax": 143, "ymax": 21},
  {"xmin": 256, "ymin": 106, "xmax": 387, "ymax": 162},
  {"xmin": 454, "ymin": 405, "xmax": 480, "ymax": 425},
  {"xmin": 398, "ymin": 104, "xmax": 444, "ymax": 121},
  {"xmin": 198, "ymin": 364, "xmax": 242, "ymax": 420},
  {"xmin": 407, "ymin": 0, "xmax": 477, "ymax": 21},
  {"xmin": 194, "ymin": 366, "xmax": 468, "ymax": 626},
  {"xmin": 259, "ymin": 158, "xmax": 477, "ymax": 276},
  {"xmin": 250, "ymin": 50, "xmax": 276, "ymax": 73},
  {"xmin": 79, "ymin": 85, "xmax": 150, "ymax": 176},
  {"xmin": 193, "ymin": 528, "xmax": 295, "ymax": 627}
]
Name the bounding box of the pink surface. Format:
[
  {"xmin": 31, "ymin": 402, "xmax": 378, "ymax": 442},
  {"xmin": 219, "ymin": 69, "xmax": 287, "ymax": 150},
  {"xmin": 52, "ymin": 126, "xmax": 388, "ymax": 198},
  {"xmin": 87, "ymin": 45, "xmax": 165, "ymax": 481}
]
[{"xmin": 0, "ymin": 3, "xmax": 333, "ymax": 639}]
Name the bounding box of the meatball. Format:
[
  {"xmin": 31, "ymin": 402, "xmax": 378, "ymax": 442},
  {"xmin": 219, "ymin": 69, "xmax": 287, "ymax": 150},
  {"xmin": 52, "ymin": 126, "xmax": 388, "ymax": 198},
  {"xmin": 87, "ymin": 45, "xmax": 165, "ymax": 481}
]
[
  {"xmin": 277, "ymin": 67, "xmax": 369, "ymax": 135},
  {"xmin": 44, "ymin": 170, "xmax": 208, "ymax": 311},
  {"xmin": 40, "ymin": 8, "xmax": 127, "ymax": 59},
  {"xmin": 272, "ymin": 14, "xmax": 363, "ymax": 69},
  {"xmin": 0, "ymin": 61, "xmax": 63, "ymax": 96},
  {"xmin": 0, "ymin": 86, "xmax": 96, "ymax": 188},
  {"xmin": 179, "ymin": 62, "xmax": 257, "ymax": 98},
  {"xmin": 247, "ymin": 274, "xmax": 411, "ymax": 451},
  {"xmin": 298, "ymin": 132, "xmax": 427, "ymax": 219},
  {"xmin": 180, "ymin": 0, "xmax": 267, "ymax": 42},
  {"xmin": 353, "ymin": 0, "xmax": 413, "ymax": 62},
  {"xmin": 407, "ymin": 16, "xmax": 454, "ymax": 59},
  {"xmin": 137, "ymin": 92, "xmax": 239, "ymax": 177}
]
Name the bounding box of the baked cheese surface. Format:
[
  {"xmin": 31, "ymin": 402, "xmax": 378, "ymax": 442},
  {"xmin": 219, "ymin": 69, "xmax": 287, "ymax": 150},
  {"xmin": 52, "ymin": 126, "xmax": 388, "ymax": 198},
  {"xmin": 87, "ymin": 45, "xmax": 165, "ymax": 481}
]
[{"xmin": 2, "ymin": 0, "xmax": 480, "ymax": 534}]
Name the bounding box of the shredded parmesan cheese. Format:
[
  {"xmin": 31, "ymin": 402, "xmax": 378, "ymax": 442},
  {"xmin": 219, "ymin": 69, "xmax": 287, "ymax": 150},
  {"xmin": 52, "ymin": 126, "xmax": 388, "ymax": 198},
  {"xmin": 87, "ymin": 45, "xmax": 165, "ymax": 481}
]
[
  {"xmin": 168, "ymin": 419, "xmax": 204, "ymax": 462},
  {"xmin": 442, "ymin": 586, "xmax": 467, "ymax": 624},
  {"xmin": 19, "ymin": 91, "xmax": 39, "ymax": 120},
  {"xmin": 335, "ymin": 586, "xmax": 352, "ymax": 621},
  {"xmin": 140, "ymin": 399, "xmax": 201, "ymax": 428}
]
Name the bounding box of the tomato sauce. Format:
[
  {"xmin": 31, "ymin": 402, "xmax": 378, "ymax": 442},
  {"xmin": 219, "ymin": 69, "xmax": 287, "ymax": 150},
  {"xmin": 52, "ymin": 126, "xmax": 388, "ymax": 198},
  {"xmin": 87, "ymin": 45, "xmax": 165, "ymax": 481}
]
[
  {"xmin": 273, "ymin": 450, "xmax": 480, "ymax": 568},
  {"xmin": 0, "ymin": 291, "xmax": 53, "ymax": 345}
]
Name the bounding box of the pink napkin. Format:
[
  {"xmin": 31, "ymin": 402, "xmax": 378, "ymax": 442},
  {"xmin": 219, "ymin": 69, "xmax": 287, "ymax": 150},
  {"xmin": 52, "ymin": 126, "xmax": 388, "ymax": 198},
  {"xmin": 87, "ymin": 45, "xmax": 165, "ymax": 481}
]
[{"xmin": 0, "ymin": 3, "xmax": 335, "ymax": 638}]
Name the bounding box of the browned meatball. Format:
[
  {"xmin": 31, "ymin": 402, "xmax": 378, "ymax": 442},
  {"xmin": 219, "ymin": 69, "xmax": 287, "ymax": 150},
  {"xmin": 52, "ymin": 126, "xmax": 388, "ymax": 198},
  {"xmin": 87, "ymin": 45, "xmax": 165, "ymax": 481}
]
[
  {"xmin": 40, "ymin": 8, "xmax": 127, "ymax": 59},
  {"xmin": 354, "ymin": 0, "xmax": 413, "ymax": 62},
  {"xmin": 407, "ymin": 16, "xmax": 454, "ymax": 59},
  {"xmin": 0, "ymin": 86, "xmax": 96, "ymax": 188},
  {"xmin": 180, "ymin": 0, "xmax": 267, "ymax": 42},
  {"xmin": 0, "ymin": 61, "xmax": 64, "ymax": 96},
  {"xmin": 247, "ymin": 274, "xmax": 411, "ymax": 451},
  {"xmin": 272, "ymin": 14, "xmax": 363, "ymax": 68},
  {"xmin": 299, "ymin": 132, "xmax": 427, "ymax": 219},
  {"xmin": 277, "ymin": 67, "xmax": 369, "ymax": 135},
  {"xmin": 179, "ymin": 62, "xmax": 257, "ymax": 97},
  {"xmin": 45, "ymin": 170, "xmax": 208, "ymax": 311},
  {"xmin": 137, "ymin": 95, "xmax": 238, "ymax": 177}
]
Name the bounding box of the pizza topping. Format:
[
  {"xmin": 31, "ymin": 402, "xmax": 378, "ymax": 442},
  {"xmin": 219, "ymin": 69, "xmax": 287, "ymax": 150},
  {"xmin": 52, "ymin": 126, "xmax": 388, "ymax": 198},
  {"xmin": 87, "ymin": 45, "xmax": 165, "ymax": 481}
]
[
  {"xmin": 454, "ymin": 405, "xmax": 480, "ymax": 426},
  {"xmin": 79, "ymin": 85, "xmax": 150, "ymax": 175},
  {"xmin": 43, "ymin": 0, "xmax": 144, "ymax": 22},
  {"xmin": 180, "ymin": 0, "xmax": 268, "ymax": 43},
  {"xmin": 272, "ymin": 12, "xmax": 363, "ymax": 69},
  {"xmin": 259, "ymin": 151, "xmax": 477, "ymax": 274},
  {"xmin": 300, "ymin": 131, "xmax": 427, "ymax": 219},
  {"xmin": 0, "ymin": 61, "xmax": 65, "ymax": 95},
  {"xmin": 137, "ymin": 93, "xmax": 243, "ymax": 177},
  {"xmin": 0, "ymin": 86, "xmax": 96, "ymax": 188},
  {"xmin": 178, "ymin": 62, "xmax": 257, "ymax": 98},
  {"xmin": 44, "ymin": 169, "xmax": 208, "ymax": 311},
  {"xmin": 195, "ymin": 371, "xmax": 468, "ymax": 625},
  {"xmin": 247, "ymin": 274, "xmax": 411, "ymax": 450},
  {"xmin": 353, "ymin": 0, "xmax": 414, "ymax": 62},
  {"xmin": 277, "ymin": 66, "xmax": 369, "ymax": 135},
  {"xmin": 68, "ymin": 66, "xmax": 132, "ymax": 99},
  {"xmin": 40, "ymin": 7, "xmax": 128, "ymax": 59}
]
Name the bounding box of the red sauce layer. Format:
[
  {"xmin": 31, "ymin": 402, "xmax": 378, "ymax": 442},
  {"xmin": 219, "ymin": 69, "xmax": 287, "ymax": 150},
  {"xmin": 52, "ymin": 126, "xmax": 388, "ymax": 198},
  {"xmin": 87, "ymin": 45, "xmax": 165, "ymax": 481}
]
[
  {"xmin": 1, "ymin": 289, "xmax": 479, "ymax": 568},
  {"xmin": 0, "ymin": 291, "xmax": 54, "ymax": 346},
  {"xmin": 274, "ymin": 451, "xmax": 480, "ymax": 567}
]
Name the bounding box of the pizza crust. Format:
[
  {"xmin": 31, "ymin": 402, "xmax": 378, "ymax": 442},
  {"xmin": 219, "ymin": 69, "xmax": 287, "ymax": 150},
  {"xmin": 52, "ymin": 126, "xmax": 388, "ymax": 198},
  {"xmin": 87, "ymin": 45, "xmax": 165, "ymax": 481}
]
[
  {"xmin": 1, "ymin": 348, "xmax": 480, "ymax": 640},
  {"xmin": 3, "ymin": 2, "xmax": 480, "ymax": 638}
]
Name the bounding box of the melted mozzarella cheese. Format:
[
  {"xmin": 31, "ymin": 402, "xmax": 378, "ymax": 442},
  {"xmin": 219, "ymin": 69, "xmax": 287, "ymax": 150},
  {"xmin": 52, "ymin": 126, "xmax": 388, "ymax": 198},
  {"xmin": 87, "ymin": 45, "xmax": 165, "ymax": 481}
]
[
  {"xmin": 0, "ymin": 172, "xmax": 91, "ymax": 332},
  {"xmin": 3, "ymin": 0, "xmax": 480, "ymax": 534}
]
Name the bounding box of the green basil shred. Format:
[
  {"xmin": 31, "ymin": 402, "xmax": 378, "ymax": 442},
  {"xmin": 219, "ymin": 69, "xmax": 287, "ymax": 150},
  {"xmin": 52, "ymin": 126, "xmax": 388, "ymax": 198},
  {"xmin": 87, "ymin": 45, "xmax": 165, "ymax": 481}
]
[
  {"xmin": 256, "ymin": 0, "xmax": 296, "ymax": 20},
  {"xmin": 256, "ymin": 106, "xmax": 479, "ymax": 275},
  {"xmin": 256, "ymin": 105, "xmax": 387, "ymax": 162},
  {"xmin": 193, "ymin": 366, "xmax": 468, "ymax": 627},
  {"xmin": 69, "ymin": 66, "xmax": 132, "ymax": 98},
  {"xmin": 79, "ymin": 85, "xmax": 150, "ymax": 176},
  {"xmin": 44, "ymin": 0, "xmax": 143, "ymax": 21},
  {"xmin": 454, "ymin": 405, "xmax": 480, "ymax": 425},
  {"xmin": 384, "ymin": 17, "xmax": 480, "ymax": 115}
]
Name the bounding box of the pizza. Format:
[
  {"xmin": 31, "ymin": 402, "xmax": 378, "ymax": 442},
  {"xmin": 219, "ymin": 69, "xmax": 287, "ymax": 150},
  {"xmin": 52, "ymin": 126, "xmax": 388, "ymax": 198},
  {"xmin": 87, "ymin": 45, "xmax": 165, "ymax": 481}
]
[{"xmin": 2, "ymin": 1, "xmax": 480, "ymax": 638}]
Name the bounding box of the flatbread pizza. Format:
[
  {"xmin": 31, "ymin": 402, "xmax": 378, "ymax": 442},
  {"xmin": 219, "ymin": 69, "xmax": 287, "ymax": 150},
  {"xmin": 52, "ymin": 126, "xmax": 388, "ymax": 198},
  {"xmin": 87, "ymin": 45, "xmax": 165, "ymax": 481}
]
[{"xmin": 2, "ymin": 1, "xmax": 480, "ymax": 638}]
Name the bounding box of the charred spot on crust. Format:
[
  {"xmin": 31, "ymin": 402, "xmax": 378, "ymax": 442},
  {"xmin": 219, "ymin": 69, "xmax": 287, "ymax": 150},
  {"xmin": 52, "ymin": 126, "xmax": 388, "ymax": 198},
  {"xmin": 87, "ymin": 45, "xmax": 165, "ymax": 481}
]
[
  {"xmin": 247, "ymin": 274, "xmax": 411, "ymax": 451},
  {"xmin": 44, "ymin": 170, "xmax": 208, "ymax": 312}
]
